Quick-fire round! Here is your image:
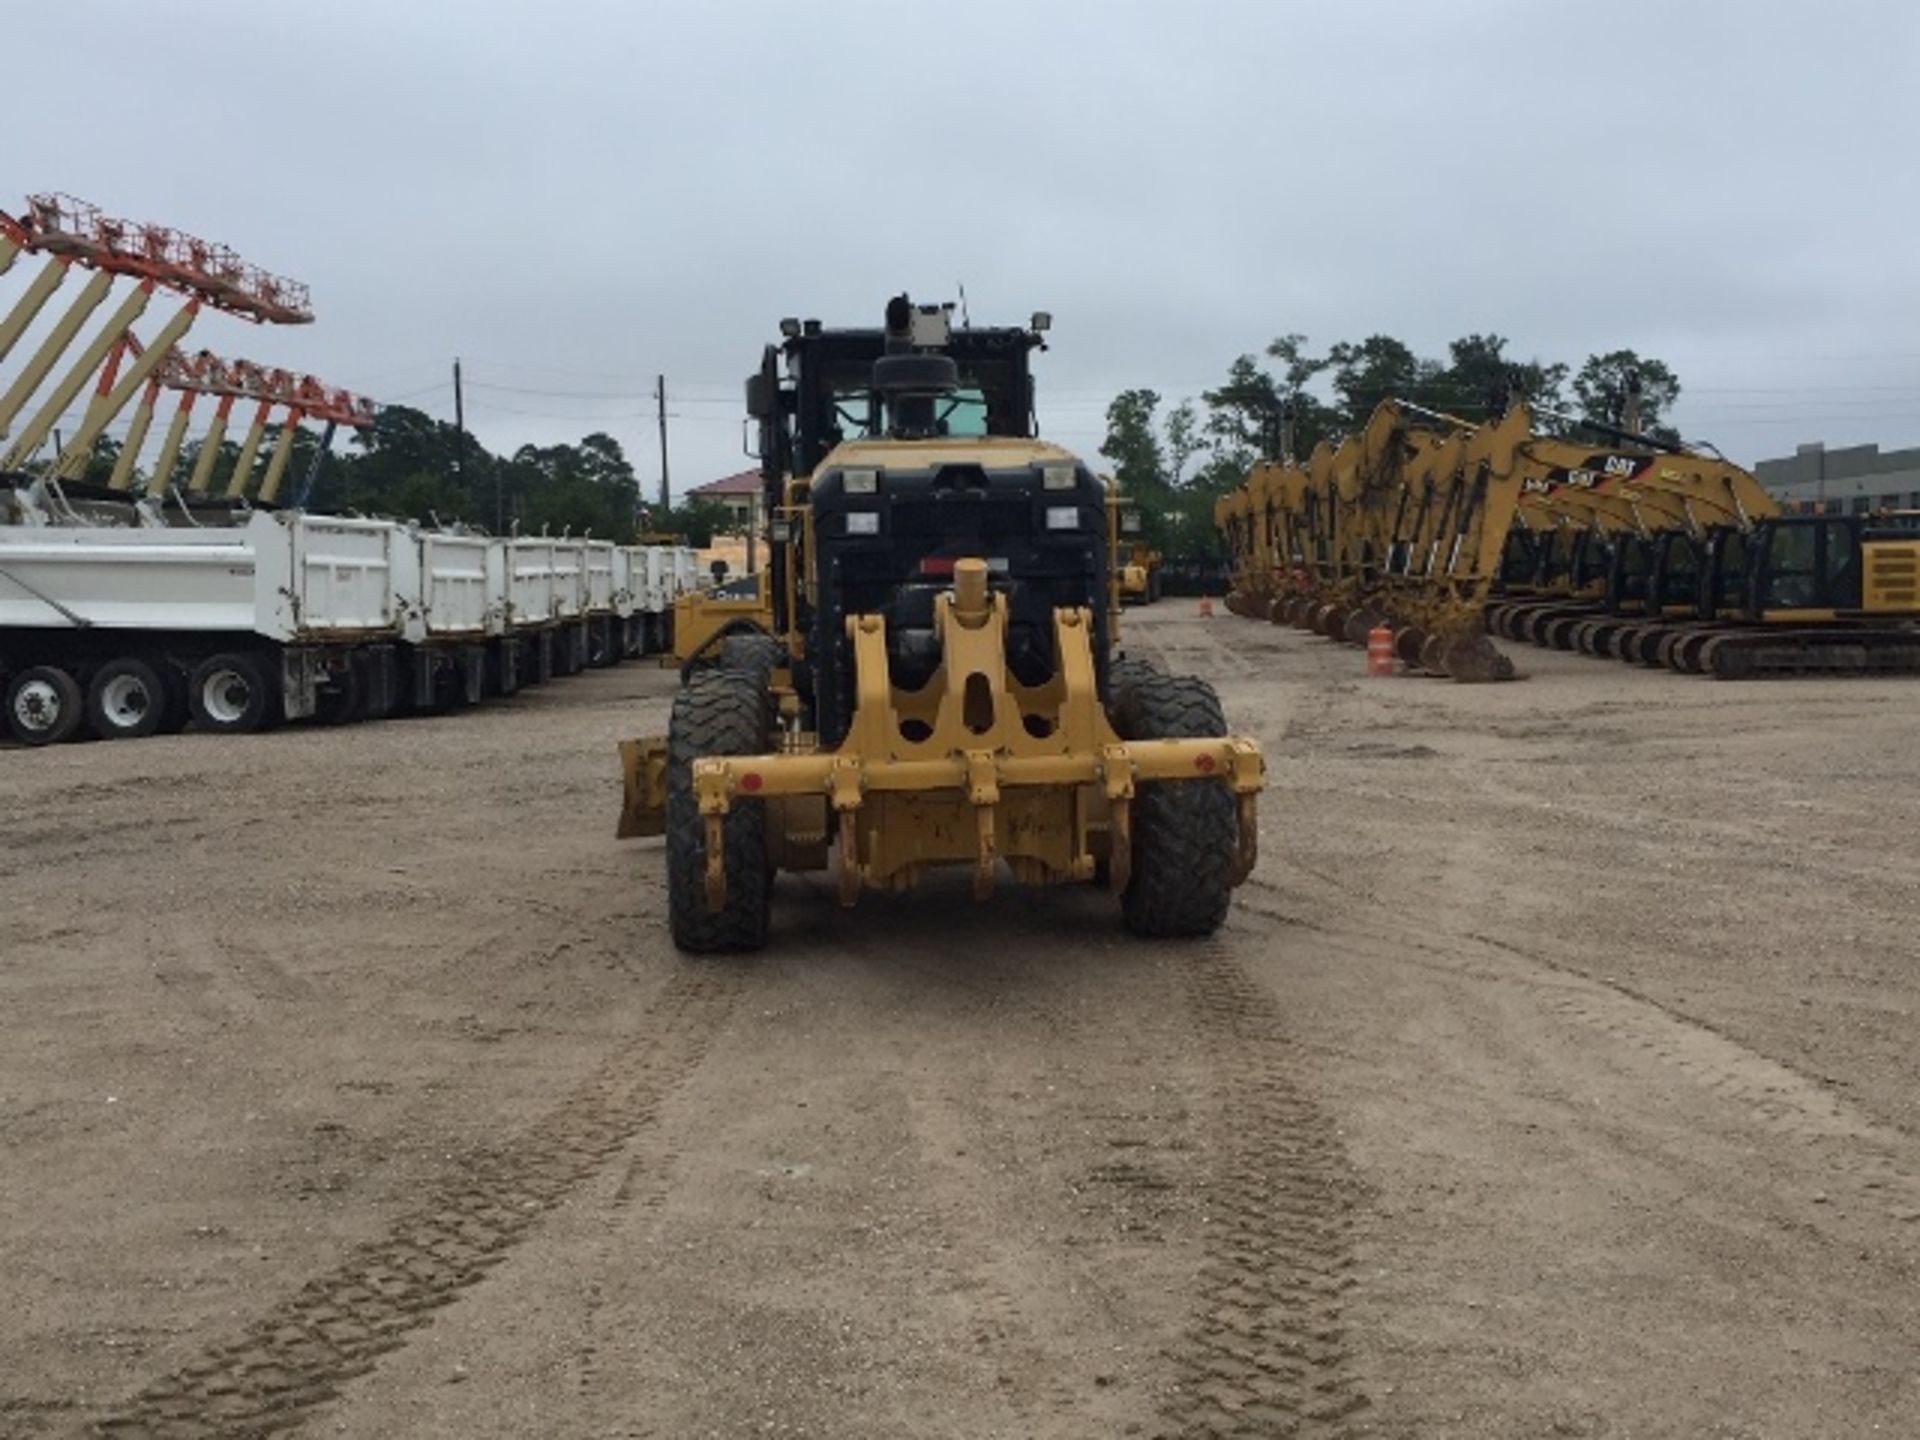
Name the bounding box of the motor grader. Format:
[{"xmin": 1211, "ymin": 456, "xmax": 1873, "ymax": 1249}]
[{"xmin": 618, "ymin": 297, "xmax": 1262, "ymax": 953}]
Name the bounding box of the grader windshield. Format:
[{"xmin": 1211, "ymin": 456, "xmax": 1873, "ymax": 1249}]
[{"xmin": 754, "ymin": 322, "xmax": 1041, "ymax": 483}]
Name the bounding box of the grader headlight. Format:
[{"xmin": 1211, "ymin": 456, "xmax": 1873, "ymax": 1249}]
[{"xmin": 1041, "ymin": 463, "xmax": 1077, "ymax": 491}]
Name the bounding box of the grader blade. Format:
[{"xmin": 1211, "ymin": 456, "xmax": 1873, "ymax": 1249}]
[{"xmin": 616, "ymin": 736, "xmax": 669, "ymax": 838}]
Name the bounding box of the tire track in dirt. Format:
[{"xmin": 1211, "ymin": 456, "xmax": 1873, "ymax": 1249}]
[
  {"xmin": 1242, "ymin": 867, "xmax": 1920, "ymax": 1230},
  {"xmin": 87, "ymin": 965, "xmax": 740, "ymax": 1440},
  {"xmin": 1159, "ymin": 938, "xmax": 1368, "ymax": 1439},
  {"xmin": 1131, "ymin": 618, "xmax": 1371, "ymax": 1433}
]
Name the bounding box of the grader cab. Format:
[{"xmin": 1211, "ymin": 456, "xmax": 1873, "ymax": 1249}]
[{"xmin": 619, "ymin": 297, "xmax": 1262, "ymax": 952}]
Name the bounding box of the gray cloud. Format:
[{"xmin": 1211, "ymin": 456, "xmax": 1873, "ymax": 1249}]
[{"xmin": 11, "ymin": 0, "xmax": 1917, "ymax": 489}]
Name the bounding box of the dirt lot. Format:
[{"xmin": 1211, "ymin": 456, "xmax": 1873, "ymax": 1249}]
[{"xmin": 4, "ymin": 604, "xmax": 1918, "ymax": 1439}]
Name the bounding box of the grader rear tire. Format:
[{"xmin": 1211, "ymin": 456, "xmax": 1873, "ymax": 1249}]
[
  {"xmin": 1114, "ymin": 674, "xmax": 1236, "ymax": 938},
  {"xmin": 666, "ymin": 672, "xmax": 772, "ymax": 954},
  {"xmin": 720, "ymin": 632, "xmax": 785, "ymax": 687}
]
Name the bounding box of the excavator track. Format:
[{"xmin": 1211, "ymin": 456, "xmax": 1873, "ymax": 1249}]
[
  {"xmin": 1489, "ymin": 604, "xmax": 1920, "ymax": 678},
  {"xmin": 1698, "ymin": 628, "xmax": 1920, "ymax": 679}
]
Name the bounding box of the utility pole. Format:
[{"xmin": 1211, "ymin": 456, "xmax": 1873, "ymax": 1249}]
[
  {"xmin": 655, "ymin": 373, "xmax": 670, "ymax": 512},
  {"xmin": 453, "ymin": 356, "xmax": 485, "ymax": 528}
]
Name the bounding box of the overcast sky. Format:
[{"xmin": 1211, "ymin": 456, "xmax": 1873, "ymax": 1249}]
[{"xmin": 10, "ymin": 0, "xmax": 1919, "ymax": 495}]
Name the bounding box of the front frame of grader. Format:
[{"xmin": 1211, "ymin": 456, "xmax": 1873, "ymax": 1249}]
[{"xmin": 662, "ymin": 558, "xmax": 1259, "ymax": 912}]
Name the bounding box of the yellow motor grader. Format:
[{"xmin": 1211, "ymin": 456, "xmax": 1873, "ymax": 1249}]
[{"xmin": 618, "ymin": 297, "xmax": 1262, "ymax": 952}]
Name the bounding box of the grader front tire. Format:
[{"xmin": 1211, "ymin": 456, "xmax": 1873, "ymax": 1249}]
[
  {"xmin": 1115, "ymin": 674, "xmax": 1236, "ymax": 939},
  {"xmin": 666, "ymin": 673, "xmax": 772, "ymax": 954}
]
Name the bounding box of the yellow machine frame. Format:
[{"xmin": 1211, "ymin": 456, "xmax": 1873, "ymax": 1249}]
[{"xmin": 623, "ymin": 559, "xmax": 1261, "ymax": 913}]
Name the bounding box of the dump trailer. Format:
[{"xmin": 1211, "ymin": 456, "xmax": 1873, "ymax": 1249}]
[
  {"xmin": 0, "ymin": 474, "xmax": 697, "ymax": 742},
  {"xmin": 0, "ymin": 481, "xmax": 411, "ymax": 741},
  {"xmin": 619, "ymin": 297, "xmax": 1263, "ymax": 952}
]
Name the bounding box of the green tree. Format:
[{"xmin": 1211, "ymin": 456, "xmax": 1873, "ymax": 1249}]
[
  {"xmin": 78, "ymin": 435, "xmax": 122, "ymax": 487},
  {"xmin": 1261, "ymin": 334, "xmax": 1338, "ymax": 459},
  {"xmin": 510, "ymin": 434, "xmax": 642, "ymax": 540},
  {"xmin": 1436, "ymin": 334, "xmax": 1567, "ymax": 419},
  {"xmin": 1165, "ymin": 399, "xmax": 1202, "ymax": 484},
  {"xmin": 1201, "ymin": 355, "xmax": 1283, "ymax": 465},
  {"xmin": 1573, "ymin": 350, "xmax": 1681, "ymax": 442},
  {"xmin": 1325, "ymin": 334, "xmax": 1443, "ymax": 431},
  {"xmin": 1100, "ymin": 388, "xmax": 1166, "ymax": 496},
  {"xmin": 653, "ymin": 497, "xmax": 732, "ymax": 546}
]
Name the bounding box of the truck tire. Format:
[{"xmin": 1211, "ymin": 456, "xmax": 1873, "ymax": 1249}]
[
  {"xmin": 6, "ymin": 665, "xmax": 85, "ymax": 746},
  {"xmin": 86, "ymin": 657, "xmax": 170, "ymax": 740},
  {"xmin": 188, "ymin": 652, "xmax": 277, "ymax": 734},
  {"xmin": 666, "ymin": 672, "xmax": 772, "ymax": 954},
  {"xmin": 587, "ymin": 617, "xmax": 616, "ymax": 668},
  {"xmin": 1113, "ymin": 673, "xmax": 1236, "ymax": 938},
  {"xmin": 312, "ymin": 655, "xmax": 369, "ymax": 726}
]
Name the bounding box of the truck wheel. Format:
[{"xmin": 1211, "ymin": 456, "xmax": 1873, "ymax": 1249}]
[
  {"xmin": 312, "ymin": 656, "xmax": 369, "ymax": 726},
  {"xmin": 6, "ymin": 665, "xmax": 85, "ymax": 746},
  {"xmin": 86, "ymin": 657, "xmax": 170, "ymax": 740},
  {"xmin": 188, "ymin": 653, "xmax": 277, "ymax": 734},
  {"xmin": 1114, "ymin": 673, "xmax": 1236, "ymax": 938},
  {"xmin": 587, "ymin": 618, "xmax": 616, "ymax": 668},
  {"xmin": 667, "ymin": 672, "xmax": 772, "ymax": 954}
]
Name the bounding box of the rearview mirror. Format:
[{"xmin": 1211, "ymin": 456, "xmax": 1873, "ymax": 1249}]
[{"xmin": 745, "ymin": 374, "xmax": 772, "ymax": 420}]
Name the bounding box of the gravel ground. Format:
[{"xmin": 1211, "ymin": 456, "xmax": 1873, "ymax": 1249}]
[{"xmin": 3, "ymin": 603, "xmax": 1917, "ymax": 1438}]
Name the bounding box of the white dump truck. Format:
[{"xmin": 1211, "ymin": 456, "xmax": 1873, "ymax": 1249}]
[{"xmin": 0, "ymin": 479, "xmax": 696, "ymax": 745}]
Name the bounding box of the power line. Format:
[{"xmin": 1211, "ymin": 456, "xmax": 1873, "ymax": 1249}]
[
  {"xmin": 463, "ymin": 396, "xmax": 651, "ymax": 422},
  {"xmin": 465, "ymin": 378, "xmax": 648, "ymax": 401}
]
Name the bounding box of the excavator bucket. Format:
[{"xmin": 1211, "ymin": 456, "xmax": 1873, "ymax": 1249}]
[{"xmin": 1436, "ymin": 630, "xmax": 1516, "ymax": 682}]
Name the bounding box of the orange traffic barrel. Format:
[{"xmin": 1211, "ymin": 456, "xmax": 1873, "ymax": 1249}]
[{"xmin": 1367, "ymin": 624, "xmax": 1395, "ymax": 675}]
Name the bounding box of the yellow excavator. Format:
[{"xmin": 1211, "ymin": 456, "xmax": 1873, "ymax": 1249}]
[
  {"xmin": 1230, "ymin": 398, "xmax": 1527, "ymax": 680},
  {"xmin": 1488, "ymin": 421, "xmax": 1920, "ymax": 675}
]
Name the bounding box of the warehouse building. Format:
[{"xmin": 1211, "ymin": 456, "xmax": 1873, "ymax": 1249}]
[{"xmin": 1755, "ymin": 441, "xmax": 1920, "ymax": 515}]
